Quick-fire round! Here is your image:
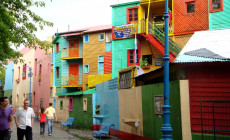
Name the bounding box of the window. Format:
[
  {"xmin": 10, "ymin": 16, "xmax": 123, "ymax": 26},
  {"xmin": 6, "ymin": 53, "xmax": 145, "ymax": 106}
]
[
  {"xmin": 56, "ymin": 67, "xmax": 59, "ymax": 78},
  {"xmin": 119, "ymin": 70, "xmax": 133, "ymax": 89},
  {"xmin": 142, "ymin": 55, "xmax": 153, "ymax": 66},
  {"xmin": 39, "ymin": 64, "xmax": 42, "ymax": 82},
  {"xmin": 60, "ymin": 100, "xmax": 63, "ymax": 110},
  {"xmin": 84, "ymin": 64, "xmax": 89, "ymax": 73},
  {"xmin": 83, "ymin": 98, "xmax": 87, "ymax": 111},
  {"xmin": 127, "ymin": 49, "xmax": 140, "ymax": 66},
  {"xmin": 99, "ymin": 33, "xmax": 105, "ymax": 41},
  {"xmin": 56, "ymin": 43, "xmax": 59, "ymax": 53},
  {"xmin": 84, "ymin": 34, "xmax": 89, "ymax": 43},
  {"xmin": 50, "ymin": 87, "xmax": 53, "ymax": 97},
  {"xmin": 127, "ymin": 7, "xmax": 139, "ymax": 24},
  {"xmin": 210, "ymin": 0, "xmax": 223, "ymax": 13},
  {"xmin": 98, "ymin": 55, "xmax": 104, "ymax": 74},
  {"xmin": 69, "ymin": 97, "xmax": 73, "ymax": 112},
  {"xmin": 186, "ymin": 1, "xmax": 195, "ymax": 13},
  {"xmin": 22, "ymin": 64, "xmax": 26, "ymax": 80},
  {"xmin": 34, "ymin": 59, "xmax": 37, "ymax": 76}
]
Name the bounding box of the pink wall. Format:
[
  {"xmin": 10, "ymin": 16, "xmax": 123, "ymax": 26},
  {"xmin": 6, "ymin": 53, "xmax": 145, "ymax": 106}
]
[{"xmin": 32, "ymin": 48, "xmax": 51, "ymax": 115}]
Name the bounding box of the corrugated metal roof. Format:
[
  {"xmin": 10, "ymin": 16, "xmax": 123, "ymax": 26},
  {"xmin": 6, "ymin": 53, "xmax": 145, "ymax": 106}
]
[
  {"xmin": 60, "ymin": 32, "xmax": 81, "ymax": 37},
  {"xmin": 174, "ymin": 28, "xmax": 230, "ymax": 63}
]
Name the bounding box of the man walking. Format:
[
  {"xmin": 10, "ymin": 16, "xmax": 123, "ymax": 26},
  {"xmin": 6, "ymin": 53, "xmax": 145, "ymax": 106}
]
[
  {"xmin": 44, "ymin": 103, "xmax": 57, "ymax": 136},
  {"xmin": 0, "ymin": 97, "xmax": 13, "ymax": 140},
  {"xmin": 14, "ymin": 99, "xmax": 35, "ymax": 140}
]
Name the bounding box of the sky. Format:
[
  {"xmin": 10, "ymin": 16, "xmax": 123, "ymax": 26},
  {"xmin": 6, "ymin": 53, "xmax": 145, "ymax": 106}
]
[{"xmin": 32, "ymin": 0, "xmax": 135, "ymax": 41}]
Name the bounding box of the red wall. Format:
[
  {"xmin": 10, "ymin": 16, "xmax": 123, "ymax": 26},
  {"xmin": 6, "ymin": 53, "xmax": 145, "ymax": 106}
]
[
  {"xmin": 173, "ymin": 0, "xmax": 209, "ymax": 34},
  {"xmin": 187, "ymin": 63, "xmax": 230, "ymax": 133},
  {"xmin": 104, "ymin": 52, "xmax": 112, "ymax": 74}
]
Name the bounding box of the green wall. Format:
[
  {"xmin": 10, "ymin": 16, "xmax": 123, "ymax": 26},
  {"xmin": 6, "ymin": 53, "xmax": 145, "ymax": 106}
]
[
  {"xmin": 142, "ymin": 81, "xmax": 182, "ymax": 140},
  {"xmin": 69, "ymin": 94, "xmax": 93, "ymax": 130},
  {"xmin": 54, "ymin": 37, "xmax": 62, "ymax": 87},
  {"xmin": 209, "ymin": 0, "xmax": 230, "ymax": 30},
  {"xmin": 4, "ymin": 89, "xmax": 12, "ymax": 98},
  {"xmin": 112, "ymin": 38, "xmax": 135, "ymax": 78},
  {"xmin": 192, "ymin": 133, "xmax": 230, "ymax": 140}
]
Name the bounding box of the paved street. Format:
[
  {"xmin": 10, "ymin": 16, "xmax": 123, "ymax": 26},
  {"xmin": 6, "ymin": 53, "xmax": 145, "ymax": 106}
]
[
  {"xmin": 11, "ymin": 120, "xmax": 120, "ymax": 140},
  {"xmin": 11, "ymin": 120, "xmax": 79, "ymax": 140}
]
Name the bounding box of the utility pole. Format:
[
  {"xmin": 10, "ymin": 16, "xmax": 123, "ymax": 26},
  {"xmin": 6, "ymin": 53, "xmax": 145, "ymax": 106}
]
[
  {"xmin": 161, "ymin": 0, "xmax": 173, "ymax": 139},
  {"xmin": 28, "ymin": 67, "xmax": 33, "ymax": 107}
]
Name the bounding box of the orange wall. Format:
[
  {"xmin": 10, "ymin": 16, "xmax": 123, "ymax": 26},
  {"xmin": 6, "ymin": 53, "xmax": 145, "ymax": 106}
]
[{"xmin": 173, "ymin": 0, "xmax": 209, "ymax": 34}]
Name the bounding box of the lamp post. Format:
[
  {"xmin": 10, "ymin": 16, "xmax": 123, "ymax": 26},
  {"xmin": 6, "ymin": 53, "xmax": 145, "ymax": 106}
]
[
  {"xmin": 28, "ymin": 67, "xmax": 33, "ymax": 107},
  {"xmin": 161, "ymin": 0, "xmax": 173, "ymax": 139}
]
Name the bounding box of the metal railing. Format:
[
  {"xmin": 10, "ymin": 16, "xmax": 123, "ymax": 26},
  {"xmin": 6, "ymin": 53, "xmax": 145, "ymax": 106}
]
[
  {"xmin": 61, "ymin": 75, "xmax": 83, "ymax": 86},
  {"xmin": 61, "ymin": 49, "xmax": 83, "ymax": 59},
  {"xmin": 148, "ymin": 21, "xmax": 181, "ymax": 56},
  {"xmin": 200, "ymin": 101, "xmax": 230, "ymax": 140}
]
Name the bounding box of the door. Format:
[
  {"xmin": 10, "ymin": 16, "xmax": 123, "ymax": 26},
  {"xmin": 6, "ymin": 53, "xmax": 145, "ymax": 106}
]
[
  {"xmin": 69, "ymin": 40, "xmax": 79, "ymax": 57},
  {"xmin": 69, "ymin": 64, "xmax": 79, "ymax": 85},
  {"xmin": 53, "ymin": 98, "xmax": 56, "ymax": 109}
]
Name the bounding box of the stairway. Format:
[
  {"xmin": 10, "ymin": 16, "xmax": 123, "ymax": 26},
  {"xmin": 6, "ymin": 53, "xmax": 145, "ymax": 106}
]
[{"xmin": 140, "ymin": 21, "xmax": 182, "ymax": 63}]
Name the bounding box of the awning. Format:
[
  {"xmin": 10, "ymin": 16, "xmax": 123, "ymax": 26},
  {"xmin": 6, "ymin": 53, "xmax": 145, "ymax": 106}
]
[{"xmin": 60, "ymin": 32, "xmax": 82, "ymax": 37}]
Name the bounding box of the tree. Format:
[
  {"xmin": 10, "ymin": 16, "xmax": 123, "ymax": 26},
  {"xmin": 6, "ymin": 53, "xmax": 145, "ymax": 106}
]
[{"xmin": 0, "ymin": 0, "xmax": 53, "ymax": 66}]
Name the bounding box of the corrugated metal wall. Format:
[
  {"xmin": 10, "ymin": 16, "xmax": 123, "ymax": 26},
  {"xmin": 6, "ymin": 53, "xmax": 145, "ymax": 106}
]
[
  {"xmin": 209, "ymin": 0, "xmax": 230, "ymax": 30},
  {"xmin": 187, "ymin": 64, "xmax": 230, "ymax": 133},
  {"xmin": 104, "ymin": 52, "xmax": 112, "ymax": 74},
  {"xmin": 173, "ymin": 0, "xmax": 209, "ymax": 34}
]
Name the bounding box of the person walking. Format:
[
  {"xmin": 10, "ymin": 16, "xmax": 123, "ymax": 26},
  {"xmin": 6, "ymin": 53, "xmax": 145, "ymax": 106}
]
[
  {"xmin": 44, "ymin": 103, "xmax": 57, "ymax": 136},
  {"xmin": 0, "ymin": 97, "xmax": 13, "ymax": 140},
  {"xmin": 39, "ymin": 107, "xmax": 46, "ymax": 135},
  {"xmin": 14, "ymin": 99, "xmax": 35, "ymax": 140}
]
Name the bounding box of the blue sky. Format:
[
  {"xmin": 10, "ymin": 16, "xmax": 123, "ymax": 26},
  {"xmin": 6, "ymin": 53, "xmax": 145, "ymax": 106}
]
[{"xmin": 33, "ymin": 0, "xmax": 134, "ymax": 41}]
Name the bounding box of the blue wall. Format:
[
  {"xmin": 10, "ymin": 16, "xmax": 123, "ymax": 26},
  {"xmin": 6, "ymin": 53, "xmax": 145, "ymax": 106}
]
[
  {"xmin": 4, "ymin": 62, "xmax": 14, "ymax": 90},
  {"xmin": 94, "ymin": 78, "xmax": 119, "ymax": 130}
]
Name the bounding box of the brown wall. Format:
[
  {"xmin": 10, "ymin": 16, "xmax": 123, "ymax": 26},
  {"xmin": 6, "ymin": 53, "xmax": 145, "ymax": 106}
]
[{"xmin": 83, "ymin": 31, "xmax": 106, "ymax": 91}]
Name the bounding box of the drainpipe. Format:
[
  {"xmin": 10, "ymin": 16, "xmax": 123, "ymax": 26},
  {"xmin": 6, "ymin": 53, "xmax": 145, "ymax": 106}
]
[
  {"xmin": 28, "ymin": 67, "xmax": 33, "ymax": 107},
  {"xmin": 161, "ymin": 0, "xmax": 173, "ymax": 139}
]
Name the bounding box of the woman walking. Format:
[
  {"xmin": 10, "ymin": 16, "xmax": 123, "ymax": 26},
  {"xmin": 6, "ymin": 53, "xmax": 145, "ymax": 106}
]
[{"xmin": 39, "ymin": 107, "xmax": 46, "ymax": 135}]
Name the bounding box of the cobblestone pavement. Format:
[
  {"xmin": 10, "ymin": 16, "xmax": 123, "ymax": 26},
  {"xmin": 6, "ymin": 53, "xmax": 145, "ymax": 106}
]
[{"xmin": 11, "ymin": 120, "xmax": 120, "ymax": 140}]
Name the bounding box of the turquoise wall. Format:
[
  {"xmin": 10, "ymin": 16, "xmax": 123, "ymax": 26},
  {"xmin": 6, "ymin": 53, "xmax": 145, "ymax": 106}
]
[
  {"xmin": 94, "ymin": 78, "xmax": 119, "ymax": 130},
  {"xmin": 112, "ymin": 1, "xmax": 139, "ymax": 26},
  {"xmin": 111, "ymin": 2, "xmax": 139, "ymax": 78},
  {"xmin": 209, "ymin": 0, "xmax": 230, "ymax": 30},
  {"xmin": 4, "ymin": 62, "xmax": 14, "ymax": 90},
  {"xmin": 54, "ymin": 37, "xmax": 62, "ymax": 87},
  {"xmin": 112, "ymin": 38, "xmax": 135, "ymax": 78}
]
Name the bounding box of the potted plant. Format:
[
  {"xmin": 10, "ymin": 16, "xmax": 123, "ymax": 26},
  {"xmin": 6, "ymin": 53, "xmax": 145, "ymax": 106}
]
[{"xmin": 141, "ymin": 58, "xmax": 150, "ymax": 69}]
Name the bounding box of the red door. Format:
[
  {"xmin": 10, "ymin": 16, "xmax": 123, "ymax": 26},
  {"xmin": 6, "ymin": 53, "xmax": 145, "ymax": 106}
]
[
  {"xmin": 69, "ymin": 64, "xmax": 79, "ymax": 85},
  {"xmin": 69, "ymin": 40, "xmax": 79, "ymax": 57}
]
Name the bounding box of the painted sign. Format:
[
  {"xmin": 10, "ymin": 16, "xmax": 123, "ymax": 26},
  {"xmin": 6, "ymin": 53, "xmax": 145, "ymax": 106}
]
[{"xmin": 112, "ymin": 24, "xmax": 137, "ymax": 40}]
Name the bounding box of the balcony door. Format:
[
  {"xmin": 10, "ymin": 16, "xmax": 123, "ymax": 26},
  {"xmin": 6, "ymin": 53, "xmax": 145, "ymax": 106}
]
[
  {"xmin": 69, "ymin": 64, "xmax": 79, "ymax": 85},
  {"xmin": 69, "ymin": 40, "xmax": 79, "ymax": 57}
]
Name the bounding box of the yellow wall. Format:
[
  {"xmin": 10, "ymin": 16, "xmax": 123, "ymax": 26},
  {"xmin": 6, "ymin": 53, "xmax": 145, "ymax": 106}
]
[
  {"xmin": 119, "ymin": 87, "xmax": 143, "ymax": 136},
  {"xmin": 139, "ymin": 38, "xmax": 163, "ymax": 73},
  {"xmin": 174, "ymin": 34, "xmax": 193, "ymax": 49},
  {"xmin": 83, "ymin": 31, "xmax": 106, "ymax": 91},
  {"xmin": 12, "ymin": 49, "xmax": 35, "ymax": 110},
  {"xmin": 88, "ymin": 74, "xmax": 112, "ymax": 88}
]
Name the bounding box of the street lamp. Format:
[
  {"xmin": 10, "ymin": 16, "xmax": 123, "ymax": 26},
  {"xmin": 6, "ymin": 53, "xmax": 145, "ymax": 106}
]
[
  {"xmin": 28, "ymin": 67, "xmax": 33, "ymax": 107},
  {"xmin": 161, "ymin": 0, "xmax": 173, "ymax": 139}
]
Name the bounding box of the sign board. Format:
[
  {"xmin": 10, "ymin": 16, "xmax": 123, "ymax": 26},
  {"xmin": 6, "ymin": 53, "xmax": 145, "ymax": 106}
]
[{"xmin": 112, "ymin": 24, "xmax": 137, "ymax": 40}]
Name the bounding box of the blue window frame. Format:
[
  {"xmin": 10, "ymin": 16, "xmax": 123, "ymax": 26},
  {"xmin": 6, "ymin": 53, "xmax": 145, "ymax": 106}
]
[
  {"xmin": 84, "ymin": 34, "xmax": 89, "ymax": 43},
  {"xmin": 98, "ymin": 55, "xmax": 104, "ymax": 74},
  {"xmin": 84, "ymin": 64, "xmax": 89, "ymax": 73},
  {"xmin": 99, "ymin": 33, "xmax": 105, "ymax": 41}
]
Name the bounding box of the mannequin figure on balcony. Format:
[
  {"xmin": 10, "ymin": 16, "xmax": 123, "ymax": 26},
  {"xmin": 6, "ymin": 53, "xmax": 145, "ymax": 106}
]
[{"xmin": 168, "ymin": 8, "xmax": 172, "ymax": 33}]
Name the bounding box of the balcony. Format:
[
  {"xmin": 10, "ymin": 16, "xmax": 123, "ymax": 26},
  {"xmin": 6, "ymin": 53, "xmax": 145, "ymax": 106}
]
[
  {"xmin": 61, "ymin": 75, "xmax": 83, "ymax": 87},
  {"xmin": 61, "ymin": 49, "xmax": 83, "ymax": 60}
]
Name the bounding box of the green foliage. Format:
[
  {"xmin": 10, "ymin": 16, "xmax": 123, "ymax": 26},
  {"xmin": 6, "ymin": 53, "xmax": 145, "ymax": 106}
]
[
  {"xmin": 0, "ymin": 0, "xmax": 53, "ymax": 67},
  {"xmin": 141, "ymin": 57, "xmax": 149, "ymax": 66},
  {"xmin": 0, "ymin": 66, "xmax": 5, "ymax": 93}
]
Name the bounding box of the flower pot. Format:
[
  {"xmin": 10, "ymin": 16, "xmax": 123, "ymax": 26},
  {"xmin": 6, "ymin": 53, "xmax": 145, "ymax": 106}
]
[{"xmin": 142, "ymin": 65, "xmax": 150, "ymax": 69}]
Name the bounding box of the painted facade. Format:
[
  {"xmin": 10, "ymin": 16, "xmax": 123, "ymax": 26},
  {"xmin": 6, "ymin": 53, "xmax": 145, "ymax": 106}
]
[
  {"xmin": 4, "ymin": 62, "xmax": 14, "ymax": 101},
  {"xmin": 12, "ymin": 48, "xmax": 35, "ymax": 110},
  {"xmin": 32, "ymin": 48, "xmax": 51, "ymax": 115},
  {"xmin": 209, "ymin": 0, "xmax": 230, "ymax": 30}
]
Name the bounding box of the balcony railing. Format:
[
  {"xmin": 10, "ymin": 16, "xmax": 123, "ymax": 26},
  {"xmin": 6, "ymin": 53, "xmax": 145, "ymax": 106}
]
[
  {"xmin": 61, "ymin": 49, "xmax": 83, "ymax": 60},
  {"xmin": 61, "ymin": 75, "xmax": 82, "ymax": 87}
]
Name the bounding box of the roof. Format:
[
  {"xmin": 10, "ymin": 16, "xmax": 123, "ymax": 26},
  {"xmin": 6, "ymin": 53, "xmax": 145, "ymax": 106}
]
[
  {"xmin": 111, "ymin": 1, "xmax": 139, "ymax": 7},
  {"xmin": 175, "ymin": 28, "xmax": 230, "ymax": 63},
  {"xmin": 52, "ymin": 25, "xmax": 112, "ymax": 43}
]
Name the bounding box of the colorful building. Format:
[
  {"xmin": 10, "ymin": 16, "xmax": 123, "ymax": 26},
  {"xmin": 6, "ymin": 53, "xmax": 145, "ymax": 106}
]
[
  {"xmin": 4, "ymin": 61, "xmax": 14, "ymax": 103},
  {"xmin": 52, "ymin": 25, "xmax": 112, "ymax": 129}
]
